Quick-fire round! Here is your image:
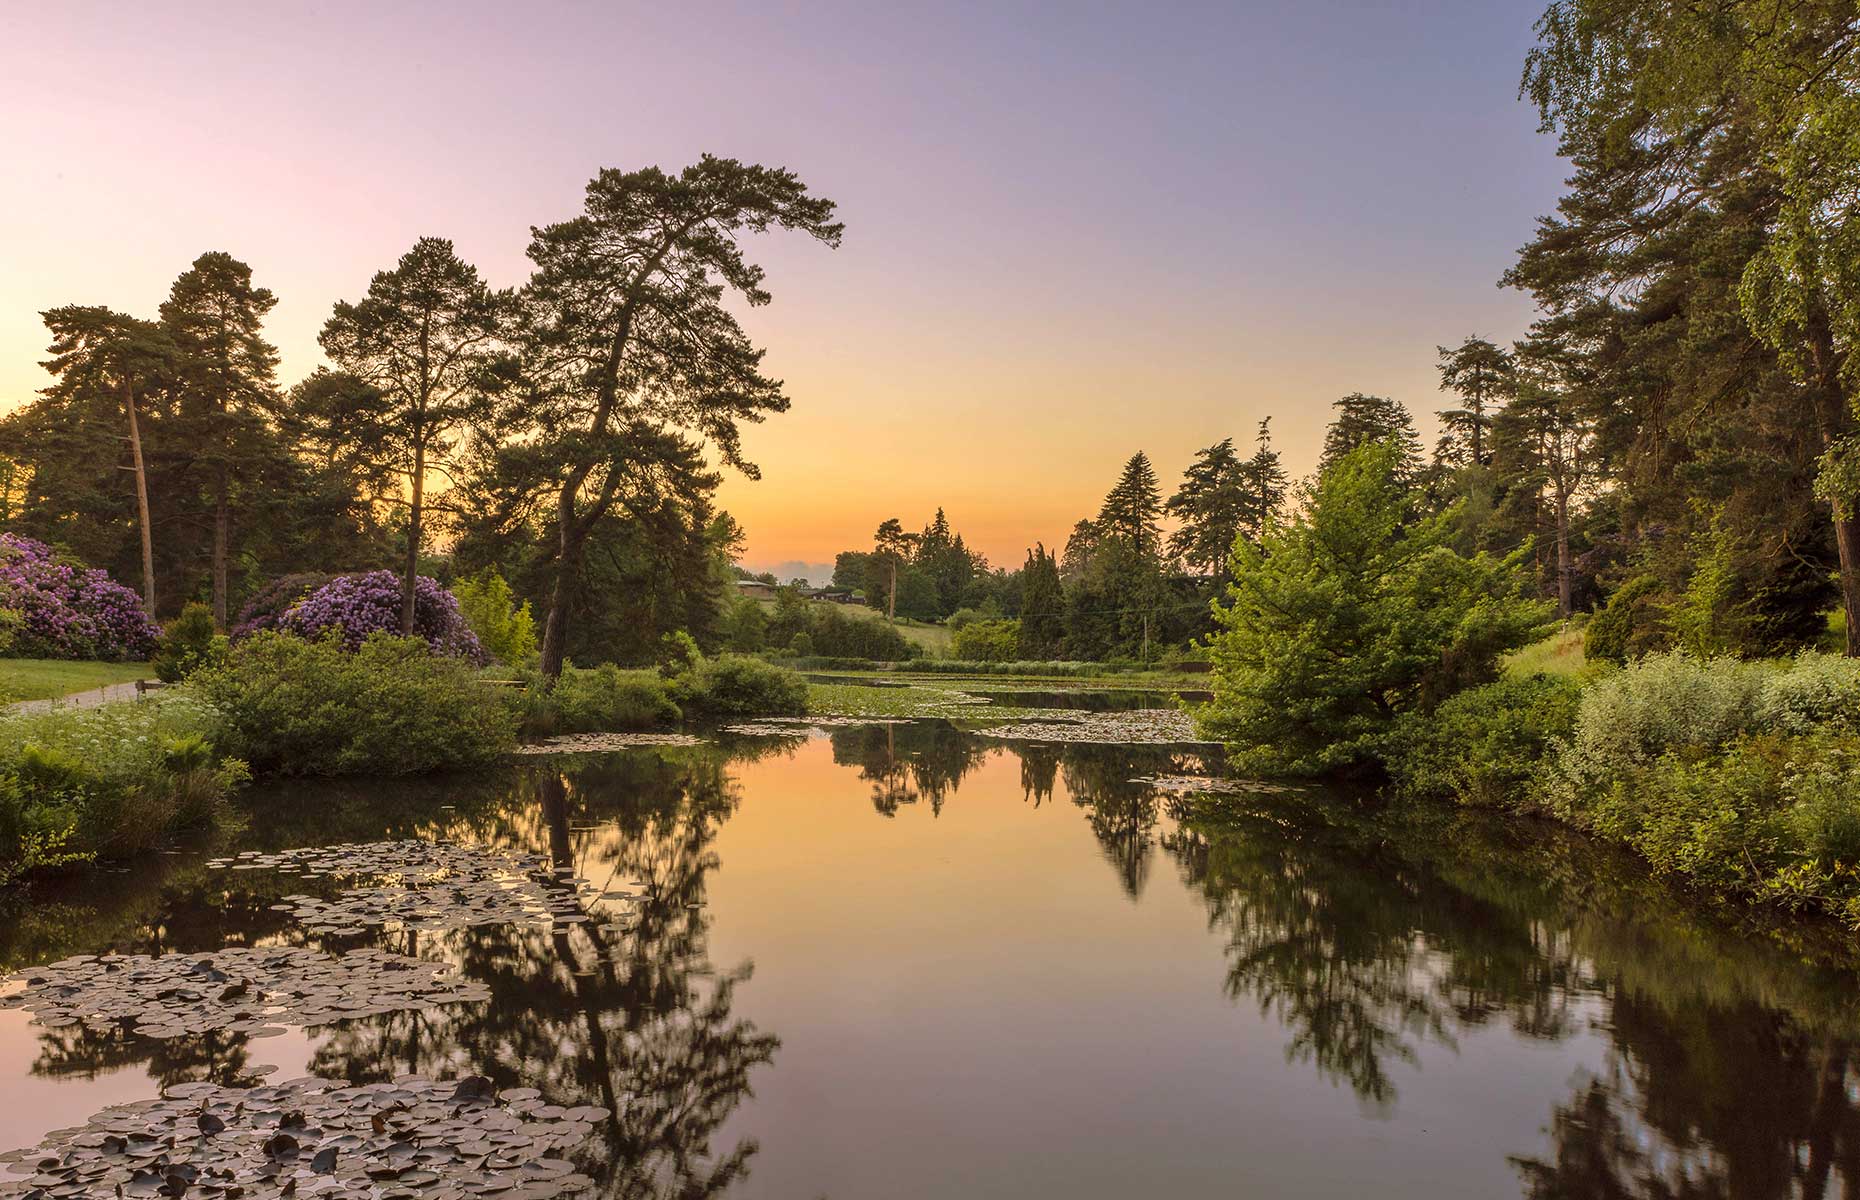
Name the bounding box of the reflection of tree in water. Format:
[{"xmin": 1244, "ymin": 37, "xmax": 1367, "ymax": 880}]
[
  {"xmin": 302, "ymin": 753, "xmax": 778, "ymax": 1200},
  {"xmin": 29, "ymin": 1025, "xmax": 257, "ymax": 1089},
  {"xmin": 1167, "ymin": 788, "xmax": 1860, "ymax": 1193},
  {"xmin": 1049, "ymin": 745, "xmax": 1213, "ymax": 899},
  {"xmin": 828, "ymin": 723, "xmax": 989, "ymax": 817},
  {"xmin": 1511, "ymin": 993, "xmax": 1860, "ymax": 1199}
]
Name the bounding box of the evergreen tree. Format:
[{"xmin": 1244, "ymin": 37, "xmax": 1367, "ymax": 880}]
[
  {"xmin": 1435, "ymin": 337, "xmax": 1514, "ymax": 467},
  {"xmin": 1319, "ymin": 393, "xmax": 1423, "ymax": 486},
  {"xmin": 159, "ymin": 251, "xmax": 283, "ymax": 625},
  {"xmin": 34, "ymin": 306, "xmax": 176, "ymax": 612},
  {"xmin": 319, "ymin": 237, "xmax": 508, "ymax": 635},
  {"xmin": 1237, "ymin": 418, "xmax": 1289, "ymax": 546},
  {"xmin": 1166, "ymin": 437, "xmax": 1246, "ymax": 577},
  {"xmin": 1018, "ymin": 543, "xmax": 1063, "ymax": 658},
  {"xmin": 496, "ymin": 157, "xmax": 842, "ymax": 677},
  {"xmin": 1097, "ymin": 451, "xmax": 1164, "ymax": 560}
]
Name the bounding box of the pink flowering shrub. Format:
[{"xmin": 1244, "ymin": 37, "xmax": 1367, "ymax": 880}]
[
  {"xmin": 279, "ymin": 570, "xmax": 486, "ymax": 663},
  {"xmin": 0, "ymin": 534, "xmax": 159, "ymax": 661}
]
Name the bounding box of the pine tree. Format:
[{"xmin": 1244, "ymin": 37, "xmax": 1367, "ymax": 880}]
[
  {"xmin": 319, "ymin": 237, "xmax": 508, "ymax": 635},
  {"xmin": 1166, "ymin": 437, "xmax": 1246, "ymax": 576},
  {"xmin": 1018, "ymin": 543, "xmax": 1063, "ymax": 658},
  {"xmin": 1097, "ymin": 451, "xmax": 1164, "ymax": 560},
  {"xmin": 1435, "ymin": 337, "xmax": 1514, "ymax": 467},
  {"xmin": 1237, "ymin": 418, "xmax": 1288, "ymax": 545},
  {"xmin": 160, "ymin": 251, "xmax": 282, "ymax": 625},
  {"xmin": 1318, "ymin": 394, "xmax": 1423, "ymax": 485}
]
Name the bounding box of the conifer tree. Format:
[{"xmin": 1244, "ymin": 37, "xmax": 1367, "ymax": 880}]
[
  {"xmin": 159, "ymin": 252, "xmax": 282, "ymax": 625},
  {"xmin": 1097, "ymin": 451, "xmax": 1164, "ymax": 560},
  {"xmin": 1318, "ymin": 393, "xmax": 1423, "ymax": 486},
  {"xmin": 1166, "ymin": 437, "xmax": 1246, "ymax": 576},
  {"xmin": 1435, "ymin": 337, "xmax": 1514, "ymax": 467},
  {"xmin": 1237, "ymin": 418, "xmax": 1289, "ymax": 546},
  {"xmin": 320, "ymin": 237, "xmax": 508, "ymax": 635},
  {"xmin": 1018, "ymin": 543, "xmax": 1063, "ymax": 658}
]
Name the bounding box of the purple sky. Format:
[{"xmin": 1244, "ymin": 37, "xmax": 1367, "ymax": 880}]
[{"xmin": 0, "ymin": 0, "xmax": 1567, "ymax": 572}]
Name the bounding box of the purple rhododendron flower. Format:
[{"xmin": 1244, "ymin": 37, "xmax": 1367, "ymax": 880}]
[
  {"xmin": 278, "ymin": 570, "xmax": 486, "ymax": 663},
  {"xmin": 0, "ymin": 533, "xmax": 160, "ymax": 660}
]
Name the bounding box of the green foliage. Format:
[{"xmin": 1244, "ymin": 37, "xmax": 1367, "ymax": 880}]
[
  {"xmin": 0, "ymin": 607, "xmax": 19, "ymax": 656},
  {"xmin": 721, "ymin": 596, "xmax": 769, "ymax": 652},
  {"xmin": 673, "ymin": 654, "xmax": 807, "ymax": 716},
  {"xmin": 1672, "ymin": 515, "xmax": 1741, "ymax": 658},
  {"xmin": 152, "ymin": 602, "xmax": 225, "ymax": 683},
  {"xmin": 0, "ymin": 695, "xmax": 245, "ymax": 883},
  {"xmin": 1017, "ymin": 544, "xmax": 1063, "ymax": 658},
  {"xmin": 1389, "ymin": 674, "xmax": 1582, "ymax": 807},
  {"xmin": 522, "ymin": 664, "xmax": 680, "ymax": 736},
  {"xmin": 656, "ymin": 630, "xmax": 703, "ymax": 678},
  {"xmin": 192, "ymin": 631, "xmax": 516, "ymax": 776},
  {"xmin": 1758, "ymin": 653, "xmax": 1860, "ymax": 735},
  {"xmin": 1585, "ymin": 575, "xmax": 1669, "ymax": 665},
  {"xmin": 787, "ymin": 631, "xmax": 815, "ymax": 657},
  {"xmin": 951, "ymin": 619, "xmax": 1021, "ymax": 663},
  {"xmin": 1544, "ymin": 653, "xmax": 1772, "ymax": 818},
  {"xmin": 1199, "ymin": 442, "xmax": 1553, "ymax": 775},
  {"xmin": 453, "ymin": 569, "xmax": 538, "ymax": 667}
]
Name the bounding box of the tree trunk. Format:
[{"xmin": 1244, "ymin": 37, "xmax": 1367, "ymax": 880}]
[
  {"xmin": 1554, "ymin": 483, "xmax": 1573, "ymax": 618},
  {"xmin": 212, "ymin": 467, "xmax": 229, "ymax": 627},
  {"xmin": 540, "ymin": 494, "xmax": 583, "ymax": 681},
  {"xmin": 888, "ymin": 560, "xmax": 897, "ymax": 622},
  {"xmin": 124, "ymin": 381, "xmax": 155, "ymax": 616},
  {"xmin": 401, "ymin": 438, "xmax": 425, "ymax": 636},
  {"xmin": 1805, "ymin": 313, "xmax": 1860, "ymax": 655}
]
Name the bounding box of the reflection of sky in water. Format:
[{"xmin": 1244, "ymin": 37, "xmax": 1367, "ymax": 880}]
[{"xmin": 2, "ymin": 730, "xmax": 1858, "ymax": 1199}]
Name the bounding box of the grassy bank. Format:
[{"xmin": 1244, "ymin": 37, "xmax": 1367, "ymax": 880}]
[{"xmin": 0, "ymin": 659, "xmax": 153, "ymax": 703}]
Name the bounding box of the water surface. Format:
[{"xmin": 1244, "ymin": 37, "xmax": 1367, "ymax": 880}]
[{"xmin": 3, "ymin": 725, "xmax": 1857, "ymax": 1198}]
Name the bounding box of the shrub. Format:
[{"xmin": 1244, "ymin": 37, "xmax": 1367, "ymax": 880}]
[
  {"xmin": 282, "ymin": 570, "xmax": 485, "ymax": 662},
  {"xmin": 529, "ymin": 664, "xmax": 681, "ymax": 735},
  {"xmin": 674, "ymin": 654, "xmax": 808, "ymax": 716},
  {"xmin": 657, "ymin": 630, "xmax": 703, "ymax": 678},
  {"xmin": 1389, "ymin": 673, "xmax": 1582, "ymax": 807},
  {"xmin": 1585, "ymin": 575, "xmax": 1669, "ymax": 665},
  {"xmin": 152, "ymin": 602, "xmax": 227, "ymax": 683},
  {"xmin": 0, "ymin": 694, "xmax": 246, "ymax": 883},
  {"xmin": 453, "ymin": 569, "xmax": 538, "ymax": 667},
  {"xmin": 0, "ymin": 607, "xmax": 20, "ymax": 656},
  {"xmin": 1756, "ymin": 652, "xmax": 1860, "ymax": 736},
  {"xmin": 230, "ymin": 572, "xmax": 335, "ymax": 638},
  {"xmin": 951, "ymin": 619, "xmax": 1022, "ymax": 663},
  {"xmin": 787, "ymin": 631, "xmax": 815, "ymax": 658},
  {"xmin": 0, "ymin": 534, "xmax": 159, "ymax": 660},
  {"xmin": 192, "ymin": 631, "xmax": 515, "ymax": 776},
  {"xmin": 1199, "ymin": 442, "xmax": 1552, "ymax": 776},
  {"xmin": 1544, "ymin": 652, "xmax": 1770, "ymax": 820},
  {"xmin": 809, "ymin": 606, "xmax": 918, "ymax": 660}
]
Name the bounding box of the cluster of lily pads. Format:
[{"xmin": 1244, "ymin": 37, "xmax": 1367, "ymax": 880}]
[
  {"xmin": 973, "ymin": 709, "xmax": 1213, "ymax": 745},
  {"xmin": 1131, "ymin": 774, "xmax": 1272, "ymax": 795},
  {"xmin": 209, "ymin": 841, "xmax": 603, "ymax": 933},
  {"xmin": 721, "ymin": 715, "xmax": 910, "ymax": 737},
  {"xmin": 512, "ymin": 732, "xmax": 705, "ymax": 755},
  {"xmin": 0, "ymin": 1075, "xmax": 607, "ymax": 1199},
  {"xmin": 1, "ymin": 947, "xmax": 489, "ymax": 1041}
]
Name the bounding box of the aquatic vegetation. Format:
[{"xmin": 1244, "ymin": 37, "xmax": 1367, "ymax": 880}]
[
  {"xmin": 1, "ymin": 946, "xmax": 488, "ymax": 1038},
  {"xmin": 209, "ymin": 840, "xmax": 611, "ymax": 933},
  {"xmin": 514, "ymin": 731, "xmax": 704, "ymax": 754},
  {"xmin": 0, "ymin": 1076, "xmax": 607, "ymax": 1199},
  {"xmin": 974, "ymin": 708, "xmax": 1210, "ymax": 744}
]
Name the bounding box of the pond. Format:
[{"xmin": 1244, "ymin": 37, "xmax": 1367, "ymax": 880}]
[{"xmin": 3, "ymin": 723, "xmax": 1858, "ymax": 1198}]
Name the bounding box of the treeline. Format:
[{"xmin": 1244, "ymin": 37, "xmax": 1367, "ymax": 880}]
[{"xmin": 0, "ymin": 157, "xmax": 841, "ymax": 677}]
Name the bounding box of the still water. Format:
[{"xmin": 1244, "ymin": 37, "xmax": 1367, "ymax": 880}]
[{"xmin": 3, "ymin": 724, "xmax": 1859, "ymax": 1198}]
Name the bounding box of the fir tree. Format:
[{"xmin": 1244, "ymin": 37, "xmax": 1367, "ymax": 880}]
[
  {"xmin": 1018, "ymin": 543, "xmax": 1063, "ymax": 658},
  {"xmin": 1435, "ymin": 337, "xmax": 1514, "ymax": 467},
  {"xmin": 1097, "ymin": 451, "xmax": 1164, "ymax": 560},
  {"xmin": 1166, "ymin": 437, "xmax": 1246, "ymax": 576},
  {"xmin": 1318, "ymin": 393, "xmax": 1423, "ymax": 486}
]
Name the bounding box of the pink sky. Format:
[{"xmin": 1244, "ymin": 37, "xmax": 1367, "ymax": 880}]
[{"xmin": 0, "ymin": 1, "xmax": 1565, "ymax": 571}]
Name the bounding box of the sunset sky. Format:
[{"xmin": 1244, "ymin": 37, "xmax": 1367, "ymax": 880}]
[{"xmin": 0, "ymin": 1, "xmax": 1566, "ymax": 577}]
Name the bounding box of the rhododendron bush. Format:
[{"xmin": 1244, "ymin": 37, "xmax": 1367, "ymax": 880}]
[
  {"xmin": 0, "ymin": 534, "xmax": 159, "ymax": 661},
  {"xmin": 275, "ymin": 570, "xmax": 485, "ymax": 662}
]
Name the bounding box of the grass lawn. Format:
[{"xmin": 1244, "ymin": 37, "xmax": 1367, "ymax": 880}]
[
  {"xmin": 756, "ymin": 597, "xmax": 955, "ymax": 656},
  {"xmin": 0, "ymin": 659, "xmax": 154, "ymax": 703},
  {"xmin": 1504, "ymin": 625, "xmax": 1587, "ymax": 679}
]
